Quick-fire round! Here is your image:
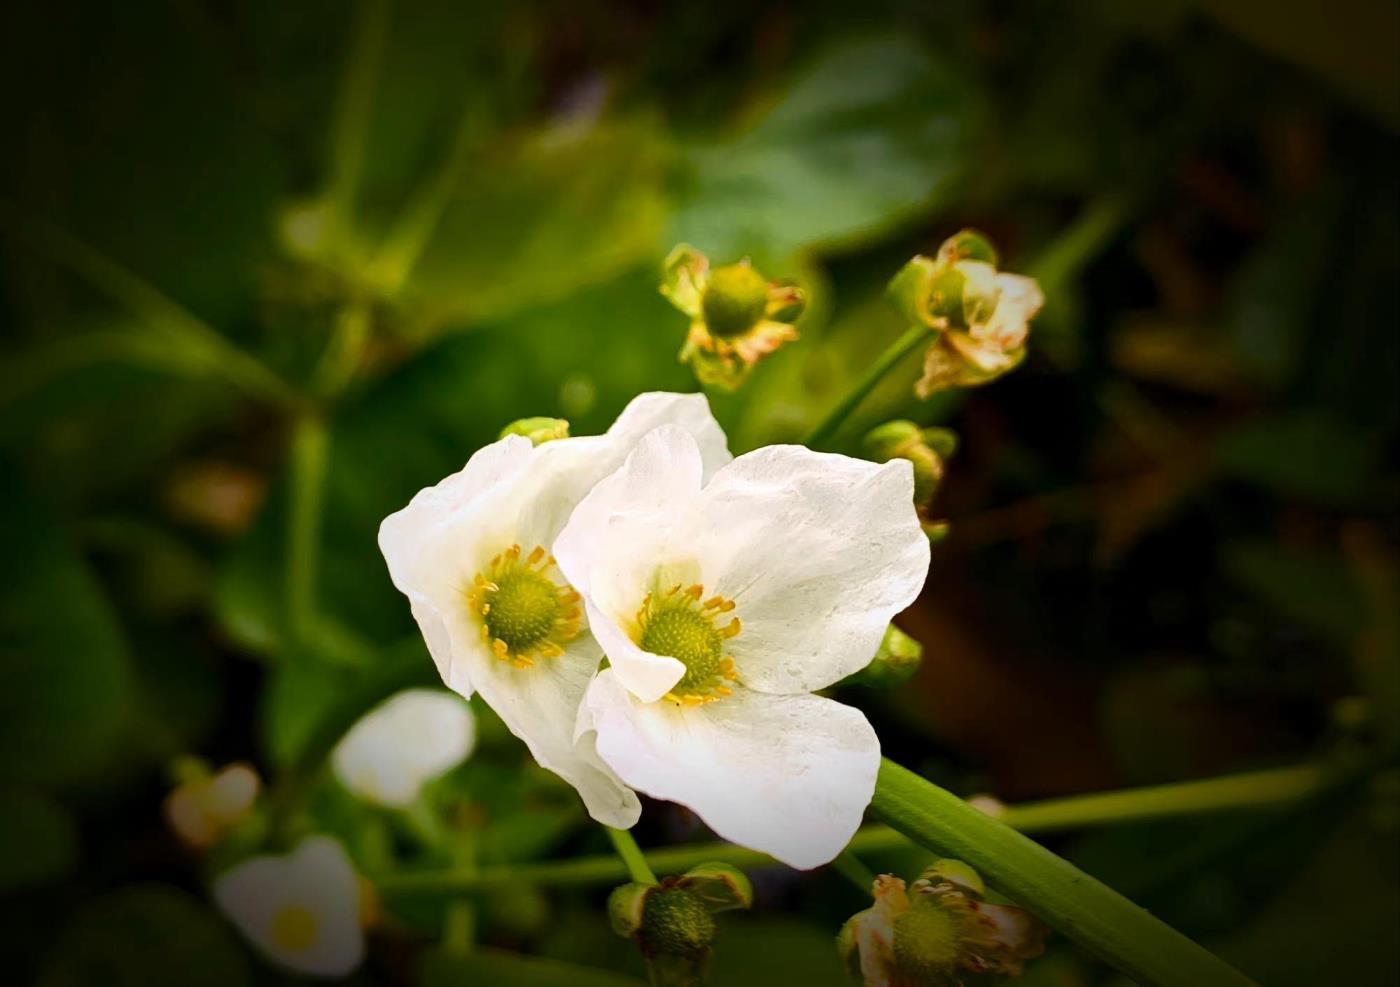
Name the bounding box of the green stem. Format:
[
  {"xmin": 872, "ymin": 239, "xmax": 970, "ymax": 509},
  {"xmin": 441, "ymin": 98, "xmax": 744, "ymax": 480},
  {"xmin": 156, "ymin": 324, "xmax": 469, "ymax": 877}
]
[
  {"xmin": 606, "ymin": 827, "xmax": 658, "ymax": 885},
  {"xmin": 324, "ymin": 0, "xmax": 388, "ymax": 238},
  {"xmin": 831, "ymin": 850, "xmax": 877, "ymax": 892},
  {"xmin": 870, "ymin": 758, "xmax": 1256, "ymax": 987},
  {"xmin": 376, "ymin": 762, "xmax": 1331, "ymax": 897},
  {"xmin": 802, "ymin": 323, "xmax": 927, "ymax": 449},
  {"xmin": 285, "ymin": 413, "xmax": 329, "ymax": 643}
]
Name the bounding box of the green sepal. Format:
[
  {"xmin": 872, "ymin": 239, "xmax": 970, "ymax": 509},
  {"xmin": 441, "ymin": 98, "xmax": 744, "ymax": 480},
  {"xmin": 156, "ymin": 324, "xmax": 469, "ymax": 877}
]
[{"xmin": 679, "ymin": 862, "xmax": 753, "ymax": 914}]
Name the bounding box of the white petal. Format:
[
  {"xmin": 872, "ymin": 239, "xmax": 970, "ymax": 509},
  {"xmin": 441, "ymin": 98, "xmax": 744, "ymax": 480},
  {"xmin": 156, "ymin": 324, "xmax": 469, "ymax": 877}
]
[
  {"xmin": 213, "ymin": 836, "xmax": 364, "ymax": 977},
  {"xmin": 583, "ymin": 671, "xmax": 880, "ymax": 869},
  {"xmin": 690, "ymin": 446, "xmax": 929, "ymax": 693},
  {"xmin": 604, "ymin": 392, "xmax": 731, "ymax": 480},
  {"xmin": 467, "ymin": 638, "xmax": 640, "ymax": 829},
  {"xmin": 554, "ymin": 424, "xmax": 704, "ymax": 599},
  {"xmin": 331, "ymin": 689, "xmax": 475, "ymax": 807}
]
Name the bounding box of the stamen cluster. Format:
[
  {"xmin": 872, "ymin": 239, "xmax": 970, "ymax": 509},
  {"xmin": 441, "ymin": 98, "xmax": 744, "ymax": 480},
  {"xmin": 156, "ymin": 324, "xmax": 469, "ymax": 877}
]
[
  {"xmin": 469, "ymin": 544, "xmax": 582, "ymax": 668},
  {"xmin": 634, "ymin": 582, "xmax": 741, "ymax": 705}
]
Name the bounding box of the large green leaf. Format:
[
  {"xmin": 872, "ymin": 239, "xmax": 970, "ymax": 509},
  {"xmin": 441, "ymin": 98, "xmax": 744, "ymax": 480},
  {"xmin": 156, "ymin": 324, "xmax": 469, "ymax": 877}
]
[
  {"xmin": 0, "ymin": 789, "xmax": 78, "ymax": 893},
  {"xmin": 37, "ymin": 886, "xmax": 251, "ymax": 987},
  {"xmin": 670, "ymin": 36, "xmax": 970, "ymax": 260},
  {"xmin": 0, "ymin": 482, "xmax": 131, "ymax": 786}
]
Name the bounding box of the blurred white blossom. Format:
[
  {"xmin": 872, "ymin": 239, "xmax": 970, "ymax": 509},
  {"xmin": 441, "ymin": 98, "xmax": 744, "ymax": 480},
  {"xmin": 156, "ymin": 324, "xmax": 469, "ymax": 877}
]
[{"xmin": 331, "ymin": 688, "xmax": 475, "ymax": 807}]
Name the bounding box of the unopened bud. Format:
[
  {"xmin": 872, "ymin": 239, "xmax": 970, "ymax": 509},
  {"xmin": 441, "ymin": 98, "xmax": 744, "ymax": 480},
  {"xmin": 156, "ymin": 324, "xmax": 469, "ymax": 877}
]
[
  {"xmin": 609, "ymin": 862, "xmax": 754, "ymax": 985},
  {"xmin": 863, "ymin": 421, "xmax": 954, "ymax": 507},
  {"xmin": 849, "ymin": 624, "xmax": 924, "ymax": 688},
  {"xmin": 499, "ymin": 417, "xmax": 570, "ymax": 445}
]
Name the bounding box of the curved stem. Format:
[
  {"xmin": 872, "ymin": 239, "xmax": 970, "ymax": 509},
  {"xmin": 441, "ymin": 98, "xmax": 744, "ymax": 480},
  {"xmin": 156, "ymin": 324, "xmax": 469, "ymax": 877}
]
[
  {"xmin": 802, "ymin": 324, "xmax": 927, "ymax": 448},
  {"xmin": 286, "ymin": 412, "xmax": 329, "ymax": 643},
  {"xmin": 376, "ymin": 762, "xmax": 1331, "ymax": 897},
  {"xmin": 870, "ymin": 758, "xmax": 1256, "ymax": 987},
  {"xmin": 606, "ymin": 827, "xmax": 658, "ymax": 885}
]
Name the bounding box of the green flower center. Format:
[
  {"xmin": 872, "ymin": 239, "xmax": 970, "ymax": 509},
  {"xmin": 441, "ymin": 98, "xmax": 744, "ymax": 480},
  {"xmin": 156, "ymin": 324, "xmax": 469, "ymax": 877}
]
[
  {"xmin": 470, "ymin": 544, "xmax": 581, "ymax": 667},
  {"xmin": 701, "ymin": 263, "xmax": 769, "ymax": 339},
  {"xmin": 485, "ymin": 569, "xmax": 562, "ymax": 652},
  {"xmin": 270, "ymin": 905, "xmax": 319, "ymax": 953},
  {"xmin": 892, "ymin": 902, "xmax": 961, "ymax": 981},
  {"xmin": 634, "ymin": 582, "xmax": 741, "ymax": 704}
]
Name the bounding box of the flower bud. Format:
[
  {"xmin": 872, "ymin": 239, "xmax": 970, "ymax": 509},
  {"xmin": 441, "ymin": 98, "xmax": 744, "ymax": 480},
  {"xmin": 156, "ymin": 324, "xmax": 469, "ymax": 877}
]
[
  {"xmin": 608, "ymin": 862, "xmax": 754, "ymax": 985},
  {"xmin": 849, "ymin": 624, "xmax": 924, "ymax": 688},
  {"xmin": 499, "ymin": 417, "xmax": 570, "ymax": 445},
  {"xmin": 164, "ymin": 761, "xmax": 261, "ymax": 851},
  {"xmin": 862, "ymin": 421, "xmax": 952, "ymax": 507}
]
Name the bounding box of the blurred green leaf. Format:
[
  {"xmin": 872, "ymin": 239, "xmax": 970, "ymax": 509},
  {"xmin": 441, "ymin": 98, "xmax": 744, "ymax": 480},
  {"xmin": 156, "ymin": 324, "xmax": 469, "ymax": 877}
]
[
  {"xmin": 0, "ymin": 482, "xmax": 131, "ymax": 786},
  {"xmin": 1215, "ymin": 412, "xmax": 1385, "ymax": 507},
  {"xmin": 37, "ymin": 885, "xmax": 251, "ymax": 987},
  {"xmin": 706, "ymin": 916, "xmax": 851, "ymax": 987},
  {"xmin": 1223, "ymin": 541, "xmax": 1367, "ymax": 644},
  {"xmin": 401, "ymin": 123, "xmax": 670, "ymax": 328},
  {"xmin": 0, "ymin": 789, "xmax": 78, "ymax": 893},
  {"xmin": 421, "ymin": 946, "xmax": 642, "ymax": 987},
  {"xmin": 671, "ymin": 35, "xmax": 970, "ymax": 260}
]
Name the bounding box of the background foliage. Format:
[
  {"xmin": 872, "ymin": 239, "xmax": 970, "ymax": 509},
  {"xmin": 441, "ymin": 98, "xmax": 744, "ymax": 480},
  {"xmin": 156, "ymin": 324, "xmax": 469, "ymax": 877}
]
[{"xmin": 1, "ymin": 1, "xmax": 1397, "ymax": 984}]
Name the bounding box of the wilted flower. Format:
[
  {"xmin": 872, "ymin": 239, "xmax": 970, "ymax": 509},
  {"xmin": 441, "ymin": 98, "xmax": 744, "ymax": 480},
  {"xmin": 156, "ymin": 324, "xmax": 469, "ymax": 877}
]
[
  {"xmin": 379, "ymin": 393, "xmax": 731, "ymax": 829},
  {"xmin": 839, "ymin": 860, "xmax": 1047, "ymax": 986},
  {"xmin": 555, "ymin": 426, "xmax": 929, "ymax": 868},
  {"xmin": 888, "ymin": 231, "xmax": 1043, "ymax": 398},
  {"xmin": 214, "ymin": 836, "xmax": 365, "ymax": 977},
  {"xmin": 661, "ymin": 244, "xmax": 805, "ymax": 389},
  {"xmin": 610, "ymin": 863, "xmax": 753, "ymax": 986},
  {"xmin": 164, "ymin": 761, "xmax": 261, "ymax": 850},
  {"xmin": 331, "ymin": 688, "xmax": 475, "ymax": 808}
]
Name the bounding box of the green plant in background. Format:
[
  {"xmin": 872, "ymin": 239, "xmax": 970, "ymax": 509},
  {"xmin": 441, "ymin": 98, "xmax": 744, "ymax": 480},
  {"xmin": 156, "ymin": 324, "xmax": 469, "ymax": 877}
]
[{"xmin": 2, "ymin": 1, "xmax": 1397, "ymax": 986}]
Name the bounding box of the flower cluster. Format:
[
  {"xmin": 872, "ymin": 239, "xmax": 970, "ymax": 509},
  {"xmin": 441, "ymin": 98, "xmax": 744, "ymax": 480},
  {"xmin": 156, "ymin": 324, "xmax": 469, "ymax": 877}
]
[
  {"xmin": 889, "ymin": 230, "xmax": 1044, "ymax": 398},
  {"xmin": 379, "ymin": 391, "xmax": 929, "ymax": 868}
]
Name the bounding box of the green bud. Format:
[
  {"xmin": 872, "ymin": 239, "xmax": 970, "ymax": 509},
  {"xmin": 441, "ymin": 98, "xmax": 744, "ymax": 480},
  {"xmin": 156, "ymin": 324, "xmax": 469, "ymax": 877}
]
[
  {"xmin": 701, "ymin": 263, "xmax": 769, "ymax": 339},
  {"xmin": 639, "ymin": 888, "xmax": 716, "ymax": 960},
  {"xmin": 918, "ymin": 858, "xmax": 985, "ymax": 898},
  {"xmin": 938, "ymin": 229, "xmax": 999, "ymax": 268},
  {"xmin": 921, "ymin": 426, "xmax": 958, "ymax": 460},
  {"xmin": 851, "ymin": 624, "xmax": 924, "ymax": 688},
  {"xmin": 679, "ymin": 863, "xmax": 753, "ymax": 914},
  {"xmin": 499, "ymin": 417, "xmax": 570, "ymax": 445},
  {"xmin": 607, "ymin": 882, "xmax": 650, "ymax": 939},
  {"xmin": 862, "ymin": 420, "xmax": 948, "ymax": 507},
  {"xmin": 922, "ymin": 519, "xmax": 951, "ymax": 544},
  {"xmin": 887, "ymin": 255, "xmax": 939, "ymax": 328}
]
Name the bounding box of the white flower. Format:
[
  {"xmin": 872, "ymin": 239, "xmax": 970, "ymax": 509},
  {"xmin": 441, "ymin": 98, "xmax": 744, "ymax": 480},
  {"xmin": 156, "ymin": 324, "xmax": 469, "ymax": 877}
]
[
  {"xmin": 331, "ymin": 688, "xmax": 475, "ymax": 807},
  {"xmin": 214, "ymin": 836, "xmax": 364, "ymax": 977},
  {"xmin": 164, "ymin": 762, "xmax": 260, "ymax": 850},
  {"xmin": 378, "ymin": 393, "xmax": 731, "ymax": 829},
  {"xmin": 554, "ymin": 426, "xmax": 929, "ymax": 868}
]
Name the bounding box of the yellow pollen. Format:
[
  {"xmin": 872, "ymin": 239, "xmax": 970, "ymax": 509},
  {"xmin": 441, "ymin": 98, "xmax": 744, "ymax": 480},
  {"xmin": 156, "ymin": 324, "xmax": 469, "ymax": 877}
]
[
  {"xmin": 269, "ymin": 905, "xmax": 319, "ymax": 952},
  {"xmin": 468, "ymin": 543, "xmax": 581, "ymax": 666}
]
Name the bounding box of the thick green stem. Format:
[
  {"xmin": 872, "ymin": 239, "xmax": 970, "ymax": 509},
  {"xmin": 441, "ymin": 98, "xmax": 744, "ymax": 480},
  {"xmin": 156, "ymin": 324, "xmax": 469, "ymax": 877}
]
[
  {"xmin": 870, "ymin": 758, "xmax": 1256, "ymax": 987},
  {"xmin": 285, "ymin": 413, "xmax": 329, "ymax": 642},
  {"xmin": 802, "ymin": 323, "xmax": 927, "ymax": 449},
  {"xmin": 376, "ymin": 762, "xmax": 1330, "ymax": 897},
  {"xmin": 606, "ymin": 827, "xmax": 658, "ymax": 885}
]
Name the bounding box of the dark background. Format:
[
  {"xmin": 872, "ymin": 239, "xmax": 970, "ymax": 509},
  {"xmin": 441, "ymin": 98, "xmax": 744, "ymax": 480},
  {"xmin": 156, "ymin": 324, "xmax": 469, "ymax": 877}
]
[{"xmin": 2, "ymin": 1, "xmax": 1397, "ymax": 984}]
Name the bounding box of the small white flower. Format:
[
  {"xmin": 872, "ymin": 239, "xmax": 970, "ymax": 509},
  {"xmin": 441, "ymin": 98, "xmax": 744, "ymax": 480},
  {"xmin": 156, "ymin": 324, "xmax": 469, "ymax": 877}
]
[
  {"xmin": 555, "ymin": 426, "xmax": 929, "ymax": 868},
  {"xmin": 331, "ymin": 688, "xmax": 475, "ymax": 807},
  {"xmin": 164, "ymin": 762, "xmax": 260, "ymax": 850},
  {"xmin": 214, "ymin": 836, "xmax": 364, "ymax": 977},
  {"xmin": 378, "ymin": 393, "xmax": 731, "ymax": 829}
]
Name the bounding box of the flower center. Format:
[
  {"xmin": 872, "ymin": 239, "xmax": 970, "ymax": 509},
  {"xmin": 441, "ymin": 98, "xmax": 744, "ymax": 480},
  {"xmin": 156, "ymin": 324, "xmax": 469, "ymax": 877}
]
[
  {"xmin": 270, "ymin": 905, "xmax": 319, "ymax": 953},
  {"xmin": 469, "ymin": 544, "xmax": 581, "ymax": 668},
  {"xmin": 635, "ymin": 582, "xmax": 741, "ymax": 705},
  {"xmin": 701, "ymin": 263, "xmax": 769, "ymax": 339}
]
